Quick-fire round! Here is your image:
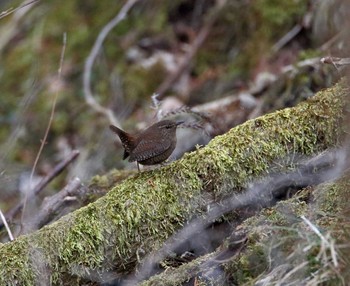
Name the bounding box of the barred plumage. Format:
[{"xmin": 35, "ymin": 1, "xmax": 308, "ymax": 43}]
[{"xmin": 109, "ymin": 120, "xmax": 183, "ymax": 170}]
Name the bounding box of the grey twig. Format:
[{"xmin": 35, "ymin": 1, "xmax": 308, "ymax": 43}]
[
  {"xmin": 4, "ymin": 150, "xmax": 80, "ymax": 224},
  {"xmin": 83, "ymin": 0, "xmax": 139, "ymax": 126},
  {"xmin": 35, "ymin": 177, "xmax": 85, "ymax": 229},
  {"xmin": 0, "ymin": 208, "xmax": 14, "ymax": 241},
  {"xmin": 21, "ymin": 32, "xmax": 67, "ymax": 228}
]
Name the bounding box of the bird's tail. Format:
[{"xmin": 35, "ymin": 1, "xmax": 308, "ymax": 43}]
[{"xmin": 109, "ymin": 125, "xmax": 136, "ymax": 159}]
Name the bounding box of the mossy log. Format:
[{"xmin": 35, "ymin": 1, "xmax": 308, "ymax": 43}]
[
  {"xmin": 0, "ymin": 81, "xmax": 347, "ymax": 285},
  {"xmin": 141, "ymin": 171, "xmax": 350, "ymax": 285}
]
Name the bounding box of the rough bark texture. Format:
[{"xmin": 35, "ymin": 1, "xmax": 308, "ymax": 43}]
[{"xmin": 0, "ymin": 81, "xmax": 347, "ymax": 285}]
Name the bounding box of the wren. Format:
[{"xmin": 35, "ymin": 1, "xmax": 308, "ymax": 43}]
[{"xmin": 109, "ymin": 120, "xmax": 183, "ymax": 170}]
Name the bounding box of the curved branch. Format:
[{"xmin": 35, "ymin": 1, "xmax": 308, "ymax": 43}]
[{"xmin": 83, "ymin": 0, "xmax": 139, "ymax": 126}]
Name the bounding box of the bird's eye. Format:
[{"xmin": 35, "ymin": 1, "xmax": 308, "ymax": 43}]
[{"xmin": 165, "ymin": 125, "xmax": 172, "ymax": 129}]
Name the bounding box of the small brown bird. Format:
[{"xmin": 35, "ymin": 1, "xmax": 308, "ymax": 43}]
[{"xmin": 109, "ymin": 120, "xmax": 183, "ymax": 170}]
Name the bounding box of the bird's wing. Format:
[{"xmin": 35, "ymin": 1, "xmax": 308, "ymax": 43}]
[{"xmin": 129, "ymin": 137, "xmax": 171, "ymax": 162}]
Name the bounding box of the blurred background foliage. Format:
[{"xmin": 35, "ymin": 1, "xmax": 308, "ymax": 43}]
[{"xmin": 0, "ymin": 0, "xmax": 347, "ymax": 210}]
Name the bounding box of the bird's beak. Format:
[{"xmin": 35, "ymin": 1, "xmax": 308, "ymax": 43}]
[{"xmin": 176, "ymin": 120, "xmax": 184, "ymax": 126}]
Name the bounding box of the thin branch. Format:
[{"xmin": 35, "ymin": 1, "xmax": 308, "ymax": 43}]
[
  {"xmin": 0, "ymin": 0, "xmax": 39, "ymax": 20},
  {"xmin": 319, "ymin": 31, "xmax": 344, "ymax": 52},
  {"xmin": 139, "ymin": 232, "xmax": 247, "ymax": 286},
  {"xmin": 0, "ymin": 208, "xmax": 14, "ymax": 241},
  {"xmin": 321, "ymin": 56, "xmax": 350, "ymax": 67},
  {"xmin": 20, "ymin": 32, "xmax": 67, "ymax": 228},
  {"xmin": 272, "ymin": 24, "xmax": 302, "ymax": 53},
  {"xmin": 281, "ymin": 57, "xmax": 321, "ymax": 74},
  {"xmin": 5, "ymin": 149, "xmax": 80, "ymax": 224},
  {"xmin": 34, "ymin": 177, "xmax": 84, "ymax": 229},
  {"xmin": 277, "ymin": 261, "xmax": 309, "ymax": 285},
  {"xmin": 83, "ymin": 0, "xmax": 139, "ymax": 126},
  {"xmin": 0, "ymin": 0, "xmax": 38, "ymax": 52},
  {"xmin": 301, "ymin": 215, "xmax": 339, "ymax": 268}
]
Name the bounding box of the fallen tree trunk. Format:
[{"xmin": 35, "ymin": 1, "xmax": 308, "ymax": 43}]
[
  {"xmin": 140, "ymin": 167, "xmax": 350, "ymax": 285},
  {"xmin": 0, "ymin": 80, "xmax": 347, "ymax": 285}
]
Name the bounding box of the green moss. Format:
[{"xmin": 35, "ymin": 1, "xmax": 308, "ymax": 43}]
[
  {"xmin": 0, "ymin": 239, "xmax": 34, "ymax": 285},
  {"xmin": 0, "ymin": 0, "xmax": 319, "ymax": 184},
  {"xmin": 223, "ymin": 196, "xmax": 308, "ymax": 284},
  {"xmin": 101, "ymin": 167, "xmax": 204, "ymax": 263},
  {"xmin": 0, "ymin": 81, "xmax": 347, "ymax": 284},
  {"xmin": 224, "ymin": 169, "xmax": 350, "ymax": 284},
  {"xmin": 314, "ymin": 180, "xmax": 350, "ymax": 217},
  {"xmin": 89, "ymin": 169, "xmax": 135, "ymax": 190},
  {"xmin": 180, "ymin": 82, "xmax": 344, "ymax": 198},
  {"xmin": 229, "ymin": 244, "xmax": 267, "ymax": 284}
]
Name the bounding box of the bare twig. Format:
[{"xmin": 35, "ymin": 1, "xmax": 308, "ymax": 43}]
[
  {"xmin": 0, "ymin": 0, "xmax": 39, "ymax": 20},
  {"xmin": 83, "ymin": 0, "xmax": 139, "ymax": 126},
  {"xmin": 277, "ymin": 261, "xmax": 309, "ymax": 285},
  {"xmin": 281, "ymin": 57, "xmax": 321, "ymax": 74},
  {"xmin": 20, "ymin": 32, "xmax": 67, "ymax": 228},
  {"xmin": 301, "ymin": 215, "xmax": 339, "ymax": 268},
  {"xmin": 139, "ymin": 232, "xmax": 247, "ymax": 286},
  {"xmin": 154, "ymin": 0, "xmax": 227, "ymax": 100},
  {"xmin": 0, "ymin": 208, "xmax": 14, "ymax": 241},
  {"xmin": 5, "ymin": 149, "xmax": 80, "ymax": 223},
  {"xmin": 321, "ymin": 56, "xmax": 350, "ymax": 68},
  {"xmin": 34, "ymin": 177, "xmax": 84, "ymax": 229},
  {"xmin": 32, "ymin": 150, "xmax": 80, "ymax": 196},
  {"xmin": 272, "ymin": 24, "xmax": 303, "ymax": 53},
  {"xmin": 0, "ymin": 0, "xmax": 39, "ymax": 52},
  {"xmin": 319, "ymin": 31, "xmax": 344, "ymax": 52}
]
